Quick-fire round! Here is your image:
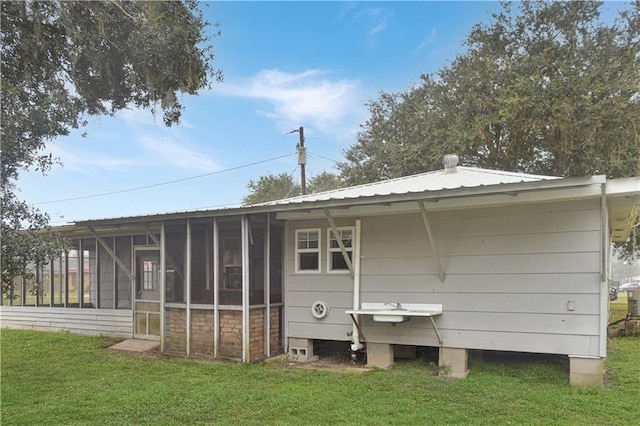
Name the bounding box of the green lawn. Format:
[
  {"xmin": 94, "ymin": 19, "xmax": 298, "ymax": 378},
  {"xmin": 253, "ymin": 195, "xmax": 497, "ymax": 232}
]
[
  {"xmin": 1, "ymin": 329, "xmax": 639, "ymax": 425},
  {"xmin": 611, "ymin": 290, "xmax": 630, "ymax": 320}
]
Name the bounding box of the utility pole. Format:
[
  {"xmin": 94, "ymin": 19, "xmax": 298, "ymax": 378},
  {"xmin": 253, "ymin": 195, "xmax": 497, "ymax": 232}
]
[{"xmin": 289, "ymin": 126, "xmax": 307, "ymax": 195}]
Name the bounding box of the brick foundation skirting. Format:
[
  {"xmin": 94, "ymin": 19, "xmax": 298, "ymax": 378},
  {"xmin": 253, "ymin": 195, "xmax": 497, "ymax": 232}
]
[{"xmin": 164, "ymin": 306, "xmax": 281, "ymax": 361}]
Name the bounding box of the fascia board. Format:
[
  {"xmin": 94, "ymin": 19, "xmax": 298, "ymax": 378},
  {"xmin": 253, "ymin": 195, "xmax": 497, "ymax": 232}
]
[
  {"xmin": 277, "ymin": 181, "xmax": 605, "ymax": 220},
  {"xmin": 606, "ymin": 177, "xmax": 640, "ymax": 197},
  {"xmin": 606, "ymin": 177, "xmax": 640, "ymax": 243}
]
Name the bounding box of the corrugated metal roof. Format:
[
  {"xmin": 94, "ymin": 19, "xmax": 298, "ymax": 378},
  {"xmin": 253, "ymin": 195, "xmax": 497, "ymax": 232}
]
[
  {"xmin": 70, "ymin": 166, "xmax": 562, "ymax": 226},
  {"xmin": 254, "ymin": 166, "xmax": 560, "ymax": 206}
]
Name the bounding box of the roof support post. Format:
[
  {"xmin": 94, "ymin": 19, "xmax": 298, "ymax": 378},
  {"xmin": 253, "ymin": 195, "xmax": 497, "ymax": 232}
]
[
  {"xmin": 78, "ymin": 239, "xmax": 84, "ymax": 308},
  {"xmin": 186, "ymin": 219, "xmax": 192, "ymax": 356},
  {"xmin": 323, "ymin": 208, "xmax": 354, "ymax": 275},
  {"xmin": 160, "ymin": 222, "xmax": 166, "ymax": 353},
  {"xmin": 241, "ymin": 215, "xmax": 251, "ymax": 363},
  {"xmin": 418, "ymin": 202, "xmax": 445, "ymax": 283},
  {"xmin": 213, "ymin": 217, "xmax": 220, "ymax": 359},
  {"xmin": 87, "ymin": 225, "xmax": 134, "ymax": 282},
  {"xmin": 265, "ymin": 214, "xmax": 271, "ymax": 358},
  {"xmin": 282, "ymin": 224, "xmax": 290, "ymax": 353}
]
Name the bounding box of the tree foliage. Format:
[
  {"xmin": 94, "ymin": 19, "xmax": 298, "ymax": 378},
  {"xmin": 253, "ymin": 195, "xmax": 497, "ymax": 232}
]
[
  {"xmin": 1, "ymin": 0, "xmax": 221, "ymax": 297},
  {"xmin": 339, "ymin": 0, "xmax": 640, "ymax": 184},
  {"xmin": 307, "ymin": 171, "xmax": 344, "ymax": 194},
  {"xmin": 243, "ymin": 173, "xmax": 300, "ymax": 205},
  {"xmin": 243, "ymin": 171, "xmax": 343, "ymax": 205}
]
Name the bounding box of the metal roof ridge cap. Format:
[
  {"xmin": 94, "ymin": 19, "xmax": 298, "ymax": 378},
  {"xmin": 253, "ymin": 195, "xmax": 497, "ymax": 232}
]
[
  {"xmin": 491, "ymin": 174, "xmax": 605, "ymax": 190},
  {"xmin": 251, "ymin": 169, "xmax": 448, "ymax": 206},
  {"xmin": 453, "ymin": 166, "xmax": 560, "ymax": 179},
  {"xmin": 252, "ymin": 167, "xmax": 562, "ymax": 207}
]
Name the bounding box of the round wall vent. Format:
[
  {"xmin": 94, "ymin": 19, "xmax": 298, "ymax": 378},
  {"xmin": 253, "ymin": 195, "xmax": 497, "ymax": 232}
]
[{"xmin": 311, "ymin": 301, "xmax": 329, "ymax": 319}]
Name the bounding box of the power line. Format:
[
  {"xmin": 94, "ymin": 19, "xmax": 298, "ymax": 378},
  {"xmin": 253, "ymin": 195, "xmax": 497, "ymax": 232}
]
[
  {"xmin": 283, "ymin": 166, "xmax": 301, "ymax": 198},
  {"xmin": 308, "ymin": 151, "xmax": 342, "ymax": 165},
  {"xmin": 35, "ymin": 153, "xmax": 293, "ymax": 205}
]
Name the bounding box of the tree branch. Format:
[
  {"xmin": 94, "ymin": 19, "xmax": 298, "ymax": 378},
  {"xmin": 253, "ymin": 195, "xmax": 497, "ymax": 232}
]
[{"xmin": 109, "ymin": 0, "xmax": 136, "ymax": 20}]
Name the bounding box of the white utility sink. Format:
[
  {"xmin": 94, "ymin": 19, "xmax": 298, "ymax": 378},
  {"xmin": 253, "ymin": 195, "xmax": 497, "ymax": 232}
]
[
  {"xmin": 346, "ymin": 302, "xmax": 443, "ymax": 324},
  {"xmin": 372, "ymin": 310, "xmax": 411, "ymax": 323},
  {"xmin": 345, "ymin": 302, "xmax": 444, "ymax": 344}
]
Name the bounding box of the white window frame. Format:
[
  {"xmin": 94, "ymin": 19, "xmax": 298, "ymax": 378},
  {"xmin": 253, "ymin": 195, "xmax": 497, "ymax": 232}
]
[
  {"xmin": 142, "ymin": 259, "xmax": 159, "ymax": 291},
  {"xmin": 295, "ymin": 228, "xmax": 321, "ymax": 273},
  {"xmin": 327, "ymin": 226, "xmax": 354, "ymax": 273}
]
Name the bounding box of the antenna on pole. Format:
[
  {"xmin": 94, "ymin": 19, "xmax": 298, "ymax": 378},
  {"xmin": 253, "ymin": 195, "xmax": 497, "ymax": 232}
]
[{"xmin": 288, "ymin": 126, "xmax": 306, "ymax": 195}]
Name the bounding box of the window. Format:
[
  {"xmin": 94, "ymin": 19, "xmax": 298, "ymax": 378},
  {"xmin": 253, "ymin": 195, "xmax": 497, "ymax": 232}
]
[
  {"xmin": 295, "ymin": 229, "xmax": 320, "ymax": 272},
  {"xmin": 142, "ymin": 260, "xmax": 158, "ymax": 290},
  {"xmin": 328, "ymin": 227, "xmax": 354, "ymax": 272}
]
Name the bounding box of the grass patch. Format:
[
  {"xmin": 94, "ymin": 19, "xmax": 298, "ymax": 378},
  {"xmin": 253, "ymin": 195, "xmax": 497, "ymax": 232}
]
[
  {"xmin": 608, "ymin": 291, "xmax": 640, "ymax": 336},
  {"xmin": 610, "ymin": 291, "xmax": 629, "ymax": 322},
  {"xmin": 2, "ymin": 329, "xmax": 639, "ymax": 425}
]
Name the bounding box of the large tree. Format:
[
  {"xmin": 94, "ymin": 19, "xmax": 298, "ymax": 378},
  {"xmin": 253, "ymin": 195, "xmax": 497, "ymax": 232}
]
[
  {"xmin": 307, "ymin": 171, "xmax": 344, "ymax": 193},
  {"xmin": 338, "ymin": 1, "xmax": 639, "ymax": 258},
  {"xmin": 243, "ymin": 173, "xmax": 301, "ymax": 205},
  {"xmin": 243, "ymin": 171, "xmax": 343, "ymax": 205},
  {"xmin": 339, "ymin": 0, "xmax": 640, "ymax": 184},
  {"xmin": 1, "ymin": 0, "xmax": 222, "ymax": 297}
]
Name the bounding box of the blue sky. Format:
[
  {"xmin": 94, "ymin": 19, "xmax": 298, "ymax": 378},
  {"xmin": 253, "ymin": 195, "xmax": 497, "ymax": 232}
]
[{"xmin": 18, "ymin": 1, "xmax": 624, "ymax": 225}]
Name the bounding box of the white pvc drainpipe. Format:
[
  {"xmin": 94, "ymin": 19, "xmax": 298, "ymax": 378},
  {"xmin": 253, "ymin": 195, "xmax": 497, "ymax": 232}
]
[
  {"xmin": 599, "ymin": 183, "xmax": 608, "ymax": 358},
  {"xmin": 351, "ymin": 219, "xmax": 363, "ymax": 351}
]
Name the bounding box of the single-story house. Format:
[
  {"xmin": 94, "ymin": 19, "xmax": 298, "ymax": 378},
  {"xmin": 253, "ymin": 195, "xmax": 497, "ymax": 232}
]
[{"xmin": 2, "ymin": 156, "xmax": 638, "ymax": 386}]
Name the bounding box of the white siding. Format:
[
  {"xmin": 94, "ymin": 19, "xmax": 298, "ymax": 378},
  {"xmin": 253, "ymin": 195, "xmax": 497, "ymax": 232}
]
[
  {"xmin": 0, "ymin": 307, "xmax": 133, "ymax": 338},
  {"xmin": 285, "ymin": 199, "xmax": 603, "ymax": 357}
]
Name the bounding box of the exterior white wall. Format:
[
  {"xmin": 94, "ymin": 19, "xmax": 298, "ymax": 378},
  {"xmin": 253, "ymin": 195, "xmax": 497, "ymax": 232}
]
[
  {"xmin": 285, "ymin": 199, "xmax": 603, "ymax": 357},
  {"xmin": 0, "ymin": 307, "xmax": 133, "ymax": 338},
  {"xmin": 286, "ymin": 218, "xmax": 356, "ymax": 342}
]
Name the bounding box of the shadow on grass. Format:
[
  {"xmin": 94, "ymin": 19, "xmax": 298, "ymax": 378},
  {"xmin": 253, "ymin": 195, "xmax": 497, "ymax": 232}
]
[{"xmin": 468, "ymin": 350, "xmax": 569, "ymax": 385}]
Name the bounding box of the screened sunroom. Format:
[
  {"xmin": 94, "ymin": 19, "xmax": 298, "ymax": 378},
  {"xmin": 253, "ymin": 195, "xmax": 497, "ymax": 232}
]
[{"xmin": 1, "ymin": 211, "xmax": 284, "ymax": 363}]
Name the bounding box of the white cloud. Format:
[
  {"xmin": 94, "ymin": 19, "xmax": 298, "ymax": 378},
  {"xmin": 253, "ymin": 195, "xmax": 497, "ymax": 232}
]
[
  {"xmin": 177, "ymin": 118, "xmax": 197, "ymax": 129},
  {"xmin": 138, "ymin": 135, "xmax": 219, "ymax": 172},
  {"xmin": 369, "ymin": 23, "xmax": 387, "ymax": 35},
  {"xmin": 111, "ymin": 107, "xmax": 218, "ymax": 172},
  {"xmin": 214, "ymin": 69, "xmax": 366, "ymax": 140},
  {"xmin": 118, "ymin": 108, "xmax": 198, "ymax": 130},
  {"xmin": 118, "ymin": 108, "xmax": 163, "ymax": 127},
  {"xmin": 46, "ymin": 143, "xmax": 139, "ymax": 175},
  {"xmin": 355, "ymin": 6, "xmax": 392, "ymax": 38},
  {"xmin": 412, "ymin": 27, "xmax": 438, "ymax": 54}
]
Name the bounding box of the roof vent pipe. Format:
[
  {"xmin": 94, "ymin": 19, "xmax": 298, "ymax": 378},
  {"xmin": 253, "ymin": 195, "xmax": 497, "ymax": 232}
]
[{"xmin": 442, "ymin": 154, "xmax": 459, "ymax": 173}]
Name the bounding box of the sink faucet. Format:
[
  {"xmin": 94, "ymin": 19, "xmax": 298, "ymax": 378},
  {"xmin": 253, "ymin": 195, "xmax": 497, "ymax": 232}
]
[{"xmin": 385, "ymin": 302, "xmax": 401, "ymax": 310}]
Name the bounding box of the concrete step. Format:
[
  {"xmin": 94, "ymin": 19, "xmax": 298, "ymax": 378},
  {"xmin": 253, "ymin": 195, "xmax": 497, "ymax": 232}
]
[{"xmin": 109, "ymin": 339, "xmax": 160, "ymax": 353}]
